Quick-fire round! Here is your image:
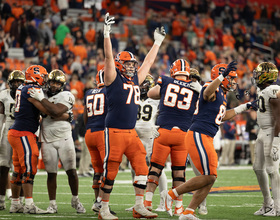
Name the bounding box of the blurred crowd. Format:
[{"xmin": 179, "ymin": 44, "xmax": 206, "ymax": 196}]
[{"xmin": 0, "ymin": 0, "xmax": 279, "ymax": 164}]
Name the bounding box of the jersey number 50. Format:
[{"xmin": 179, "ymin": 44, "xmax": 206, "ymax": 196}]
[{"xmin": 86, "ymin": 94, "xmax": 105, "ymax": 116}]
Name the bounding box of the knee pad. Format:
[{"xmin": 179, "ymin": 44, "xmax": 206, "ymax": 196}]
[
  {"xmin": 10, "ymin": 172, "xmax": 22, "ymax": 186},
  {"xmin": 100, "ymin": 177, "xmax": 114, "ymax": 194},
  {"xmin": 172, "ymin": 166, "xmax": 186, "ymax": 183},
  {"xmin": 133, "ymin": 175, "xmax": 147, "ymax": 189},
  {"xmin": 22, "ymin": 172, "xmax": 35, "ymax": 185}
]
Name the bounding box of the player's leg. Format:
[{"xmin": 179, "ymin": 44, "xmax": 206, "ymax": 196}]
[
  {"xmin": 253, "ymin": 130, "xmax": 274, "ymax": 215},
  {"xmin": 126, "ymin": 129, "xmax": 158, "ymax": 219},
  {"xmin": 42, "ymin": 141, "xmax": 59, "ymax": 213},
  {"xmin": 228, "ymin": 139, "xmax": 236, "ymax": 165},
  {"xmin": 156, "ymin": 169, "xmax": 167, "ymax": 212},
  {"xmin": 58, "ymin": 138, "xmax": 85, "ymax": 213}
]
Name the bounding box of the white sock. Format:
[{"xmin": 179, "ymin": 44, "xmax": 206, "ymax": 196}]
[
  {"xmin": 101, "ymin": 200, "xmax": 109, "ymax": 209},
  {"xmin": 6, "ymin": 189, "xmax": 12, "ymax": 198},
  {"xmin": 145, "ymin": 191, "xmax": 153, "ymax": 201},
  {"xmin": 0, "ymin": 195, "xmax": 5, "ymax": 201},
  {"xmin": 11, "ymin": 198, "xmax": 20, "ymax": 205},
  {"xmin": 97, "ymin": 196, "xmax": 102, "ymax": 203},
  {"xmin": 175, "ymin": 199, "xmax": 182, "ymax": 208},
  {"xmin": 50, "ymin": 200, "xmax": 56, "ymax": 206},
  {"xmin": 20, "ymin": 197, "xmax": 24, "ymax": 204},
  {"xmin": 25, "ymin": 198, "xmax": 33, "ymax": 206},
  {"xmin": 135, "ymin": 194, "xmax": 144, "ymax": 205},
  {"xmin": 72, "ymin": 195, "xmax": 78, "ymax": 201}
]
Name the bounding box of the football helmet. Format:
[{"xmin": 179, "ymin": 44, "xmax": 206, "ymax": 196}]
[
  {"xmin": 190, "ymin": 68, "xmax": 201, "ymax": 82},
  {"xmin": 8, "ymin": 70, "xmax": 25, "ymax": 99},
  {"xmin": 47, "ymin": 69, "xmax": 66, "ymax": 97},
  {"xmin": 140, "ymin": 74, "xmax": 155, "ymax": 99},
  {"xmin": 115, "ymin": 51, "xmax": 138, "ymax": 78},
  {"xmin": 25, "ymin": 65, "xmax": 48, "ymax": 86},
  {"xmin": 211, "ymin": 63, "xmax": 237, "ymax": 91},
  {"xmin": 253, "ymin": 62, "xmax": 278, "ymax": 89},
  {"xmin": 96, "ymin": 68, "xmax": 105, "ymax": 88},
  {"xmin": 169, "ymin": 59, "xmax": 190, "ymax": 78}
]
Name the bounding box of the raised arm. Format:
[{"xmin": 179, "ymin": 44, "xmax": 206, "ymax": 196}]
[
  {"xmin": 103, "ymin": 13, "xmax": 117, "ymax": 86},
  {"xmin": 138, "ymin": 27, "xmax": 166, "ymax": 85}
]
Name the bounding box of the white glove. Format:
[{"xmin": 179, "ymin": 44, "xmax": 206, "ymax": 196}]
[
  {"xmin": 104, "ymin": 12, "xmax": 115, "ymax": 38},
  {"xmin": 29, "ymin": 87, "xmax": 45, "ymax": 101},
  {"xmin": 154, "ymin": 26, "xmax": 166, "ymax": 46},
  {"xmin": 152, "ymin": 125, "xmax": 160, "ymax": 139},
  {"xmin": 271, "ymin": 137, "xmax": 280, "ymax": 161}
]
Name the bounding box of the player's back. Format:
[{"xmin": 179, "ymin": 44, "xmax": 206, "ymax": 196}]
[
  {"xmin": 105, "ymin": 69, "xmax": 140, "ymax": 129},
  {"xmin": 40, "ymin": 91, "xmax": 74, "ymax": 142},
  {"xmin": 190, "ymin": 82, "xmax": 227, "ymax": 137},
  {"xmin": 157, "ymin": 75, "xmax": 201, "ymax": 131},
  {"xmin": 0, "ymin": 89, "xmax": 16, "ymax": 130},
  {"xmin": 85, "ymin": 87, "xmax": 107, "ymax": 131},
  {"xmin": 11, "ymin": 84, "xmax": 41, "ymax": 133},
  {"xmin": 257, "ymin": 84, "xmax": 280, "ymax": 129}
]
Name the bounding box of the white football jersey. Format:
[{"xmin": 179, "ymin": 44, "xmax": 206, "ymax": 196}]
[
  {"xmin": 0, "ymin": 89, "xmax": 15, "ymax": 133},
  {"xmin": 257, "ymin": 84, "xmax": 280, "ymax": 129},
  {"xmin": 40, "ymin": 91, "xmax": 75, "ymax": 143}
]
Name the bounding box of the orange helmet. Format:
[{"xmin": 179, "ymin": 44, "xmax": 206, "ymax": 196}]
[
  {"xmin": 115, "ymin": 51, "xmax": 138, "ymax": 77},
  {"xmin": 169, "ymin": 59, "xmax": 190, "ymax": 78},
  {"xmin": 96, "ymin": 68, "xmax": 105, "ymax": 88},
  {"xmin": 25, "ymin": 65, "xmax": 48, "ymax": 86},
  {"xmin": 211, "ymin": 63, "xmax": 237, "ymax": 91}
]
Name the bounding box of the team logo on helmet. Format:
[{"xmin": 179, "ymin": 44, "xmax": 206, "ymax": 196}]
[
  {"xmin": 25, "ymin": 65, "xmax": 48, "ymax": 86},
  {"xmin": 169, "ymin": 59, "xmax": 190, "ymax": 78},
  {"xmin": 190, "ymin": 68, "xmax": 201, "ymax": 82},
  {"xmin": 96, "ymin": 68, "xmax": 105, "ymax": 88},
  {"xmin": 253, "ymin": 62, "xmax": 278, "ymax": 88},
  {"xmin": 115, "ymin": 51, "xmax": 138, "ymax": 78},
  {"xmin": 140, "ymin": 74, "xmax": 155, "ymax": 98},
  {"xmin": 211, "ymin": 63, "xmax": 237, "ymax": 91},
  {"xmin": 47, "ymin": 69, "xmax": 66, "ymax": 96}
]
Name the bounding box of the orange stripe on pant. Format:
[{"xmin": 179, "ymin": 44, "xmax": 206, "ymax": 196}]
[
  {"xmin": 104, "ymin": 128, "xmax": 148, "ymax": 180},
  {"xmin": 186, "ymin": 130, "xmax": 218, "ymax": 177},
  {"xmin": 85, "ymin": 129, "xmax": 105, "ymax": 174},
  {"xmin": 7, "ymin": 131, "xmax": 39, "ymax": 176},
  {"xmin": 151, "ymin": 128, "xmax": 188, "ymax": 167}
]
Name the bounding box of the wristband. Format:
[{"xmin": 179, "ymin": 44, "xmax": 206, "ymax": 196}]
[
  {"xmin": 234, "ymin": 103, "xmax": 247, "ymax": 114},
  {"xmin": 217, "ymin": 75, "xmax": 224, "ymax": 82}
]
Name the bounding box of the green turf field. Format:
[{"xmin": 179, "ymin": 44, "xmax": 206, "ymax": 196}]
[{"xmin": 0, "ymin": 166, "xmax": 271, "ymax": 219}]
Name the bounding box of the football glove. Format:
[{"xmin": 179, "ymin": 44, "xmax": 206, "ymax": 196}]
[
  {"xmin": 152, "ymin": 125, "xmax": 160, "ymax": 139},
  {"xmin": 222, "ymin": 61, "xmax": 237, "ymax": 78},
  {"xmin": 29, "ymin": 87, "xmax": 45, "ymax": 101},
  {"xmin": 246, "ymin": 99, "xmax": 259, "ymax": 111},
  {"xmin": 104, "ymin": 12, "xmax": 115, "ymax": 38},
  {"xmin": 271, "ymin": 137, "xmax": 280, "ymax": 161},
  {"xmin": 154, "ymin": 26, "xmax": 166, "ymax": 46}
]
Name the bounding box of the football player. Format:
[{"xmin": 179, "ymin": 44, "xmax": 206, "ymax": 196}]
[
  {"xmin": 0, "ymin": 70, "xmax": 24, "ymax": 211},
  {"xmin": 28, "ymin": 69, "xmax": 86, "ymax": 214},
  {"xmin": 7, "ymin": 65, "xmax": 54, "ymax": 214},
  {"xmin": 125, "ymin": 75, "xmax": 168, "ymax": 212},
  {"xmin": 84, "ymin": 69, "xmax": 115, "ymax": 215},
  {"xmin": 100, "ymin": 12, "xmax": 165, "ymax": 219},
  {"xmin": 252, "ymin": 62, "xmax": 280, "ymax": 217},
  {"xmin": 163, "ymin": 61, "xmax": 258, "ymax": 220},
  {"xmin": 144, "ymin": 59, "xmax": 202, "ymax": 216}
]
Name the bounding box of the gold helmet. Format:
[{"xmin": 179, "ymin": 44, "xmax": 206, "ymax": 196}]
[
  {"xmin": 253, "ymin": 62, "xmax": 278, "ymax": 88},
  {"xmin": 8, "ymin": 70, "xmax": 25, "ymax": 92},
  {"xmin": 190, "ymin": 68, "xmax": 201, "ymax": 82},
  {"xmin": 47, "ymin": 69, "xmax": 66, "ymax": 96},
  {"xmin": 140, "ymin": 74, "xmax": 155, "ymax": 98}
]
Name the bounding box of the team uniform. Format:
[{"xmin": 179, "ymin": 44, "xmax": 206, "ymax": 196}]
[
  {"xmin": 186, "ymin": 81, "xmax": 227, "ymax": 177},
  {"xmin": 84, "ymin": 87, "xmax": 107, "ymax": 178},
  {"xmin": 254, "ymin": 85, "xmax": 280, "ymax": 214},
  {"xmin": 0, "ymin": 89, "xmax": 16, "ymax": 169},
  {"xmin": 104, "ymin": 70, "xmax": 148, "ymax": 181},
  {"xmin": 136, "ymin": 98, "xmax": 159, "ymax": 160},
  {"xmin": 8, "ymin": 84, "xmax": 42, "ymax": 179},
  {"xmin": 40, "ymin": 91, "xmax": 75, "ymax": 173},
  {"xmin": 151, "ymin": 76, "xmax": 201, "ymax": 168}
]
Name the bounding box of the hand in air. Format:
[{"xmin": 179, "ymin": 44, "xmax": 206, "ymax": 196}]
[
  {"xmin": 104, "ymin": 13, "xmax": 115, "ymax": 38},
  {"xmin": 154, "ymin": 26, "xmax": 166, "ymax": 46},
  {"xmin": 222, "ymin": 61, "xmax": 237, "ymax": 77}
]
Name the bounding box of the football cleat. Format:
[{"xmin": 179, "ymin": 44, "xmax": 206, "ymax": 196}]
[
  {"xmin": 179, "ymin": 213, "xmax": 200, "ymax": 220},
  {"xmin": 92, "ymin": 200, "xmax": 116, "ymax": 215},
  {"xmin": 125, "ymin": 206, "xmax": 134, "ymax": 212},
  {"xmin": 155, "ymin": 194, "xmax": 165, "ymax": 212},
  {"xmin": 133, "ymin": 204, "xmax": 158, "ymax": 219},
  {"xmin": 71, "ymin": 197, "xmax": 86, "ymax": 213},
  {"xmin": 174, "ymin": 205, "xmax": 184, "ymax": 216},
  {"xmin": 254, "ymin": 202, "xmax": 274, "ymax": 216},
  {"xmin": 98, "ymin": 206, "xmax": 118, "ymax": 219},
  {"xmin": 47, "ymin": 204, "xmax": 58, "ymax": 213},
  {"xmin": 144, "ymin": 200, "xmax": 152, "ymax": 211},
  {"xmin": 161, "ymin": 190, "xmax": 173, "ymax": 216},
  {"xmin": 23, "ymin": 203, "xmax": 48, "ymax": 214},
  {"xmin": 0, "ymin": 200, "xmax": 5, "ymax": 210},
  {"xmin": 9, "ymin": 203, "xmax": 24, "ymax": 213},
  {"xmin": 197, "ymin": 205, "xmax": 208, "ymax": 215},
  {"xmin": 263, "ymin": 208, "xmax": 280, "ymax": 217}
]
